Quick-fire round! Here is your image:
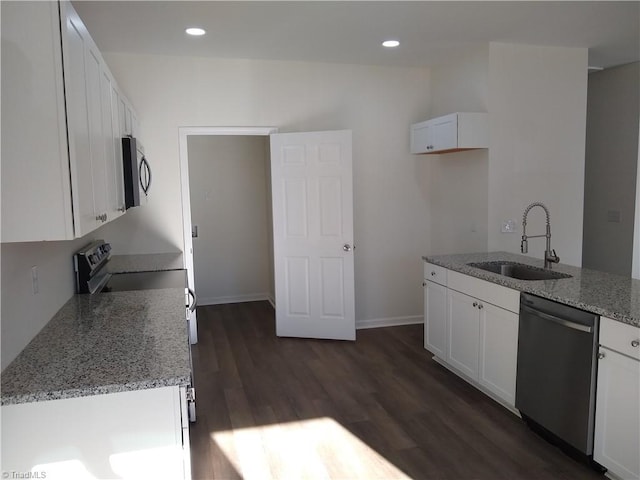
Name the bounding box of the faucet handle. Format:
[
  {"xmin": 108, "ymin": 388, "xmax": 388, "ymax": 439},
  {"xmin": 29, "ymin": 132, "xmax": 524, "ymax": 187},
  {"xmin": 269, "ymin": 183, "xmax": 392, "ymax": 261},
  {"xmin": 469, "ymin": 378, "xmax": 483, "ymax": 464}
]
[{"xmin": 547, "ymin": 249, "xmax": 560, "ymax": 263}]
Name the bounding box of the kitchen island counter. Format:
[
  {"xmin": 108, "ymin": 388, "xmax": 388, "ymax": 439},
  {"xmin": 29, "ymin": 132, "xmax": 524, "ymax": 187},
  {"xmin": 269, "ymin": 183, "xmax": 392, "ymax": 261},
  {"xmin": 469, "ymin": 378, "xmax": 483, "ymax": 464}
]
[
  {"xmin": 424, "ymin": 251, "xmax": 640, "ymax": 328},
  {"xmin": 1, "ymin": 288, "xmax": 190, "ymax": 405}
]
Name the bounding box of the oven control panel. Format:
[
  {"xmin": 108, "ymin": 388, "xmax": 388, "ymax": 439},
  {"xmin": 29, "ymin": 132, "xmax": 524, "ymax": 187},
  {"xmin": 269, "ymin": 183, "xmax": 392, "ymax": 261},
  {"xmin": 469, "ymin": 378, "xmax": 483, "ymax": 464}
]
[{"xmin": 74, "ymin": 240, "xmax": 112, "ymax": 293}]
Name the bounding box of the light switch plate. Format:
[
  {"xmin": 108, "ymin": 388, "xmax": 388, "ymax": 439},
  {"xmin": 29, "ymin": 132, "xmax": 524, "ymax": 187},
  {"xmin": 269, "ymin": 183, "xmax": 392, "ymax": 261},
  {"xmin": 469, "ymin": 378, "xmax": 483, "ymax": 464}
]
[{"xmin": 31, "ymin": 266, "xmax": 39, "ymax": 294}]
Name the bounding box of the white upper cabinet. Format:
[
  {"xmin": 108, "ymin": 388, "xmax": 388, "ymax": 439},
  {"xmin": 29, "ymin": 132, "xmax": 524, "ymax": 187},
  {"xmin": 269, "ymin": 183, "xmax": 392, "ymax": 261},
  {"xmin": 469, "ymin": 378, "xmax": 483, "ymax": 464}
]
[
  {"xmin": 1, "ymin": 1, "xmax": 139, "ymax": 242},
  {"xmin": 1, "ymin": 1, "xmax": 74, "ymax": 242},
  {"xmin": 410, "ymin": 112, "xmax": 489, "ymax": 155}
]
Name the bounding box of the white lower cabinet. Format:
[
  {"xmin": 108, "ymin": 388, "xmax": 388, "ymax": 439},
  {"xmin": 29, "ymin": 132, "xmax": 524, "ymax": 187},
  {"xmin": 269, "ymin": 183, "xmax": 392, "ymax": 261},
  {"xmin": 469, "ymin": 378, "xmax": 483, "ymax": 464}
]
[
  {"xmin": 1, "ymin": 386, "xmax": 191, "ymax": 480},
  {"xmin": 423, "ymin": 262, "xmax": 519, "ymax": 408},
  {"xmin": 447, "ymin": 289, "xmax": 481, "ymax": 379},
  {"xmin": 478, "ymin": 301, "xmax": 519, "ymax": 406},
  {"xmin": 594, "ymin": 317, "xmax": 640, "ymax": 480},
  {"xmin": 424, "ymin": 280, "xmax": 448, "ymax": 358}
]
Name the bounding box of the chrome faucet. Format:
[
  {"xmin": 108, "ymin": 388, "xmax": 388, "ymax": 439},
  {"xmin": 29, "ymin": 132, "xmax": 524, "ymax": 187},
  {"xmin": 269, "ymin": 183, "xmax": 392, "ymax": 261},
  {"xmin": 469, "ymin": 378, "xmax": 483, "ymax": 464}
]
[{"xmin": 521, "ymin": 202, "xmax": 560, "ymax": 269}]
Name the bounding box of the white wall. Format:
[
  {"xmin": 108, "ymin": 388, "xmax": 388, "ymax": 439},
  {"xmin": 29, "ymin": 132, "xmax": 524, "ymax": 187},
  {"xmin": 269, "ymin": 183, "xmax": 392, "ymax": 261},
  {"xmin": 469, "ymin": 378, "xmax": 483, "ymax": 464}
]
[
  {"xmin": 187, "ymin": 135, "xmax": 272, "ymax": 305},
  {"xmin": 1, "ymin": 231, "xmax": 107, "ymax": 369},
  {"xmin": 100, "ymin": 54, "xmax": 431, "ymax": 326},
  {"xmin": 583, "ymin": 62, "xmax": 639, "ymax": 276},
  {"xmin": 487, "ymin": 42, "xmax": 588, "ymax": 266},
  {"xmin": 427, "ymin": 46, "xmax": 489, "ymax": 255}
]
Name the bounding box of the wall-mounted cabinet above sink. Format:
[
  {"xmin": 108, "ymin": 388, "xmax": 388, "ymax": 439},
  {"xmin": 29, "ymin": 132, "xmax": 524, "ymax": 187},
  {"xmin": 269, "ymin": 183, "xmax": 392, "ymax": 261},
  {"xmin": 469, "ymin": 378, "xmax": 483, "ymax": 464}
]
[{"xmin": 410, "ymin": 112, "xmax": 488, "ymax": 155}]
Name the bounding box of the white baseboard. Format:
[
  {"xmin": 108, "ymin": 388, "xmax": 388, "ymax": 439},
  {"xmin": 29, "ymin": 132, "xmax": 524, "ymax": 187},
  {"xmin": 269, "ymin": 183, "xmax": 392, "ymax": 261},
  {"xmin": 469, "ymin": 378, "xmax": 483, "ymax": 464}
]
[
  {"xmin": 267, "ymin": 294, "xmax": 275, "ymax": 309},
  {"xmin": 198, "ymin": 293, "xmax": 271, "ymax": 306},
  {"xmin": 356, "ymin": 315, "xmax": 423, "ymax": 330}
]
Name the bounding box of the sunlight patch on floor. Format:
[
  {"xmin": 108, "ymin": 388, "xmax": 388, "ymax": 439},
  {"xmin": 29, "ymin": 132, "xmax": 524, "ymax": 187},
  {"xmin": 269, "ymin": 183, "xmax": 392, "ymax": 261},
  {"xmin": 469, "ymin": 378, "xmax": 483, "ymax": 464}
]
[{"xmin": 211, "ymin": 416, "xmax": 410, "ymax": 479}]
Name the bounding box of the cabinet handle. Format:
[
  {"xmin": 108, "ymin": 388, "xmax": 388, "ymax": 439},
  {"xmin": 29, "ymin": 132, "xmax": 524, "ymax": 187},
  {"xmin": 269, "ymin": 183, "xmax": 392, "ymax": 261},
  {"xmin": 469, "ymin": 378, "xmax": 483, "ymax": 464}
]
[
  {"xmin": 95, "ymin": 213, "xmax": 107, "ymax": 222},
  {"xmin": 473, "ymin": 302, "xmax": 478, "ymax": 307},
  {"xmin": 422, "ymin": 281, "xmax": 427, "ymax": 287},
  {"xmin": 118, "ymin": 206, "xmax": 126, "ymax": 212},
  {"xmin": 597, "ymin": 351, "xmax": 605, "ymax": 360},
  {"xmin": 478, "ymin": 303, "xmax": 483, "ymax": 310},
  {"xmin": 632, "ymin": 340, "xmax": 640, "ymax": 348},
  {"xmin": 431, "ymin": 271, "xmax": 436, "ymax": 276}
]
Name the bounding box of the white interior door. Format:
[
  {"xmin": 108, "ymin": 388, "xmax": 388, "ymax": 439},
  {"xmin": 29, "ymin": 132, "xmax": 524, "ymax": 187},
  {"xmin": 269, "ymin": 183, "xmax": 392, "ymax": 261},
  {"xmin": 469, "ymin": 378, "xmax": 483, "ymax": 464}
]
[{"xmin": 270, "ymin": 130, "xmax": 355, "ymax": 340}]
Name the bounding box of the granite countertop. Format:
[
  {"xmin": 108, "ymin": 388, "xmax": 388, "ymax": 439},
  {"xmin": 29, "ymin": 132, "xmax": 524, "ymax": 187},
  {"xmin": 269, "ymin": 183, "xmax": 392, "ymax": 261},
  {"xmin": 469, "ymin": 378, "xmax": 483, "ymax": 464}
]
[
  {"xmin": 423, "ymin": 251, "xmax": 640, "ymax": 328},
  {"xmin": 1, "ymin": 288, "xmax": 191, "ymax": 406},
  {"xmin": 107, "ymin": 252, "xmax": 184, "ymax": 274}
]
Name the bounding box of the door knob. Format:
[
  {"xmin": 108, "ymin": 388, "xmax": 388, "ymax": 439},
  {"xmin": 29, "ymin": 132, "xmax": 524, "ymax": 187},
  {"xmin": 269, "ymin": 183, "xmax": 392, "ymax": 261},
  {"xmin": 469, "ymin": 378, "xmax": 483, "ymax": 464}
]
[{"xmin": 343, "ymin": 244, "xmax": 352, "ymax": 252}]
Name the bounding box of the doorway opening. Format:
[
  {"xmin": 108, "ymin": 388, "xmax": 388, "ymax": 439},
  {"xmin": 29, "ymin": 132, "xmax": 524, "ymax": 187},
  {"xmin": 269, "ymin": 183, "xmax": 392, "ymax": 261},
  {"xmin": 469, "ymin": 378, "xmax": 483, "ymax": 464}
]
[{"xmin": 178, "ymin": 127, "xmax": 278, "ymax": 342}]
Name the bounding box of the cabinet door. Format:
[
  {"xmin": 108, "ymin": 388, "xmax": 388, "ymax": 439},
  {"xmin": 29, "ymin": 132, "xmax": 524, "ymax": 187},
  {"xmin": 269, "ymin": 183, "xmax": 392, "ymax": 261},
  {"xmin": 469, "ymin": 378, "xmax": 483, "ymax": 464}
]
[
  {"xmin": 110, "ymin": 85, "xmax": 126, "ymax": 215},
  {"xmin": 478, "ymin": 302, "xmax": 519, "ymax": 406},
  {"xmin": 85, "ymin": 40, "xmax": 108, "ymax": 226},
  {"xmin": 429, "ymin": 115, "xmax": 457, "ymax": 152},
  {"xmin": 100, "ymin": 68, "xmax": 124, "ymax": 220},
  {"xmin": 594, "ymin": 348, "xmax": 640, "ymax": 480},
  {"xmin": 1, "ymin": 1, "xmax": 74, "ymax": 242},
  {"xmin": 424, "ymin": 280, "xmax": 447, "ymax": 359},
  {"xmin": 118, "ymin": 95, "xmax": 128, "ymax": 136},
  {"xmin": 131, "ymin": 110, "xmax": 140, "ymax": 140},
  {"xmin": 410, "ymin": 121, "xmax": 431, "ymax": 154},
  {"xmin": 62, "ymin": 4, "xmax": 98, "ymax": 236},
  {"xmin": 1, "ymin": 387, "xmax": 188, "ymax": 479},
  {"xmin": 447, "ymin": 289, "xmax": 480, "ymax": 379}
]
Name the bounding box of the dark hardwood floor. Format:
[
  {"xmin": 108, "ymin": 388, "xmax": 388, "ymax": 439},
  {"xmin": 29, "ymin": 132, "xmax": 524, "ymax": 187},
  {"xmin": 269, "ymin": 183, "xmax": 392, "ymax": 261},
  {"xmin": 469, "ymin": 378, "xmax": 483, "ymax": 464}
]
[{"xmin": 189, "ymin": 301, "xmax": 603, "ymax": 480}]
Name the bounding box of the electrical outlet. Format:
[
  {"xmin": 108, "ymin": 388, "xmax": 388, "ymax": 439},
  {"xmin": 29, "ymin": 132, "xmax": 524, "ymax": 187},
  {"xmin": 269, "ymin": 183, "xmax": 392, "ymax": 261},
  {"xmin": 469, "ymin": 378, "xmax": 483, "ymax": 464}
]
[
  {"xmin": 501, "ymin": 220, "xmax": 516, "ymax": 233},
  {"xmin": 31, "ymin": 266, "xmax": 39, "ymax": 294}
]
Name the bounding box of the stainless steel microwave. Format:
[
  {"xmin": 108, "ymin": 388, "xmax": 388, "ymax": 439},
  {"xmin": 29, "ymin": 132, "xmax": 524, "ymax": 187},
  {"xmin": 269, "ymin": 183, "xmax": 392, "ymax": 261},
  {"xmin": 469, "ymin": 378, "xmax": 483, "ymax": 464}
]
[{"xmin": 122, "ymin": 136, "xmax": 151, "ymax": 208}]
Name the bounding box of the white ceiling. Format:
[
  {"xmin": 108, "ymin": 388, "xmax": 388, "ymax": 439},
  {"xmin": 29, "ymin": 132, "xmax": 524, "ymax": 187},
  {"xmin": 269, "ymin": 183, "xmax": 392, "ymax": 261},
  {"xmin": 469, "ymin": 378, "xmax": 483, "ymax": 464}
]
[{"xmin": 73, "ymin": 1, "xmax": 640, "ymax": 70}]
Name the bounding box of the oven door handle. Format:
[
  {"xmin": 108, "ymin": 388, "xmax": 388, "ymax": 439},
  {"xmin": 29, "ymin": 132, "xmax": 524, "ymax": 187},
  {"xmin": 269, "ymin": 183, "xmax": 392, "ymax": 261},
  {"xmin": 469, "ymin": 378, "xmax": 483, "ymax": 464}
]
[
  {"xmin": 188, "ymin": 288, "xmax": 197, "ymax": 312},
  {"xmin": 521, "ymin": 305, "xmax": 593, "ymax": 333}
]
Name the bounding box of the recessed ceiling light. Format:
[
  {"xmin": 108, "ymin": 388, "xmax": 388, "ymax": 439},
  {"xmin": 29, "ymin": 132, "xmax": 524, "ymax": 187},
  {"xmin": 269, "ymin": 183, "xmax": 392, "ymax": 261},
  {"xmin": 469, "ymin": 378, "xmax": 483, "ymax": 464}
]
[
  {"xmin": 186, "ymin": 27, "xmax": 206, "ymax": 36},
  {"xmin": 382, "ymin": 40, "xmax": 400, "ymax": 48}
]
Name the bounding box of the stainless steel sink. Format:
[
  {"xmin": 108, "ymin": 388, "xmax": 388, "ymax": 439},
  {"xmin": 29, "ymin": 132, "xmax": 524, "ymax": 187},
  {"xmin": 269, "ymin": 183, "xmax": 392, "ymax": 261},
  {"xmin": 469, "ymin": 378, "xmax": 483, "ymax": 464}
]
[{"xmin": 467, "ymin": 261, "xmax": 572, "ymax": 281}]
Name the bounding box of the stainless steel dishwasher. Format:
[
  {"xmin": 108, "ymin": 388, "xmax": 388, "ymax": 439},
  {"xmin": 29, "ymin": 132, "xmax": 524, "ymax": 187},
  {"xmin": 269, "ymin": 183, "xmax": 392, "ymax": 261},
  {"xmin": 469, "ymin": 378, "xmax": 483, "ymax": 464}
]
[{"xmin": 516, "ymin": 293, "xmax": 600, "ymax": 464}]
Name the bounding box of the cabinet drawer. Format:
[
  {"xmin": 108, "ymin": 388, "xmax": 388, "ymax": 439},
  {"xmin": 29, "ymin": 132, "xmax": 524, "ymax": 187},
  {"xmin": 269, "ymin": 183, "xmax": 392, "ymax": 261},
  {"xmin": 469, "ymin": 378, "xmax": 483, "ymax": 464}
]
[
  {"xmin": 424, "ymin": 262, "xmax": 447, "ymax": 286},
  {"xmin": 600, "ymin": 317, "xmax": 640, "ymax": 361},
  {"xmin": 447, "ymin": 270, "xmax": 519, "ymax": 313}
]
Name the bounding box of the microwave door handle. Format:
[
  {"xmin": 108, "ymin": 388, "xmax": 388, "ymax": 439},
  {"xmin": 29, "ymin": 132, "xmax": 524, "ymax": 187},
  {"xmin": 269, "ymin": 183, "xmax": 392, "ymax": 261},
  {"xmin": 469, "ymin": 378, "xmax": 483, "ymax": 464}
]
[{"xmin": 139, "ymin": 156, "xmax": 151, "ymax": 195}]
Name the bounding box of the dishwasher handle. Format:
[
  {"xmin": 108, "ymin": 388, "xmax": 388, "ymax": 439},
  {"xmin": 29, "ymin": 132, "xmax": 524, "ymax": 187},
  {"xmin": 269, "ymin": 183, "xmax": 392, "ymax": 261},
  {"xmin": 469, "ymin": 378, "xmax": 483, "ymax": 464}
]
[{"xmin": 521, "ymin": 304, "xmax": 593, "ymax": 333}]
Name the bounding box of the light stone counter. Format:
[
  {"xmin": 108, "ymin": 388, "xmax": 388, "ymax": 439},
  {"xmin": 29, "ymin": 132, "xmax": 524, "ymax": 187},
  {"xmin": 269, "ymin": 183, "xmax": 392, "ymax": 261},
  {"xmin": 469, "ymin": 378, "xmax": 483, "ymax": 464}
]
[
  {"xmin": 424, "ymin": 251, "xmax": 639, "ymax": 328},
  {"xmin": 107, "ymin": 252, "xmax": 184, "ymax": 274},
  {"xmin": 1, "ymin": 288, "xmax": 190, "ymax": 405}
]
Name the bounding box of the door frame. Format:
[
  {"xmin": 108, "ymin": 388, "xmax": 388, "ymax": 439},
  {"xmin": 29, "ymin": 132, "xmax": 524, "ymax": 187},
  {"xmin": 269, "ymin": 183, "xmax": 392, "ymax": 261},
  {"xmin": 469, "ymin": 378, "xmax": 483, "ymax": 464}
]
[
  {"xmin": 633, "ymin": 122, "xmax": 640, "ymax": 280},
  {"xmin": 178, "ymin": 126, "xmax": 278, "ymax": 342}
]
